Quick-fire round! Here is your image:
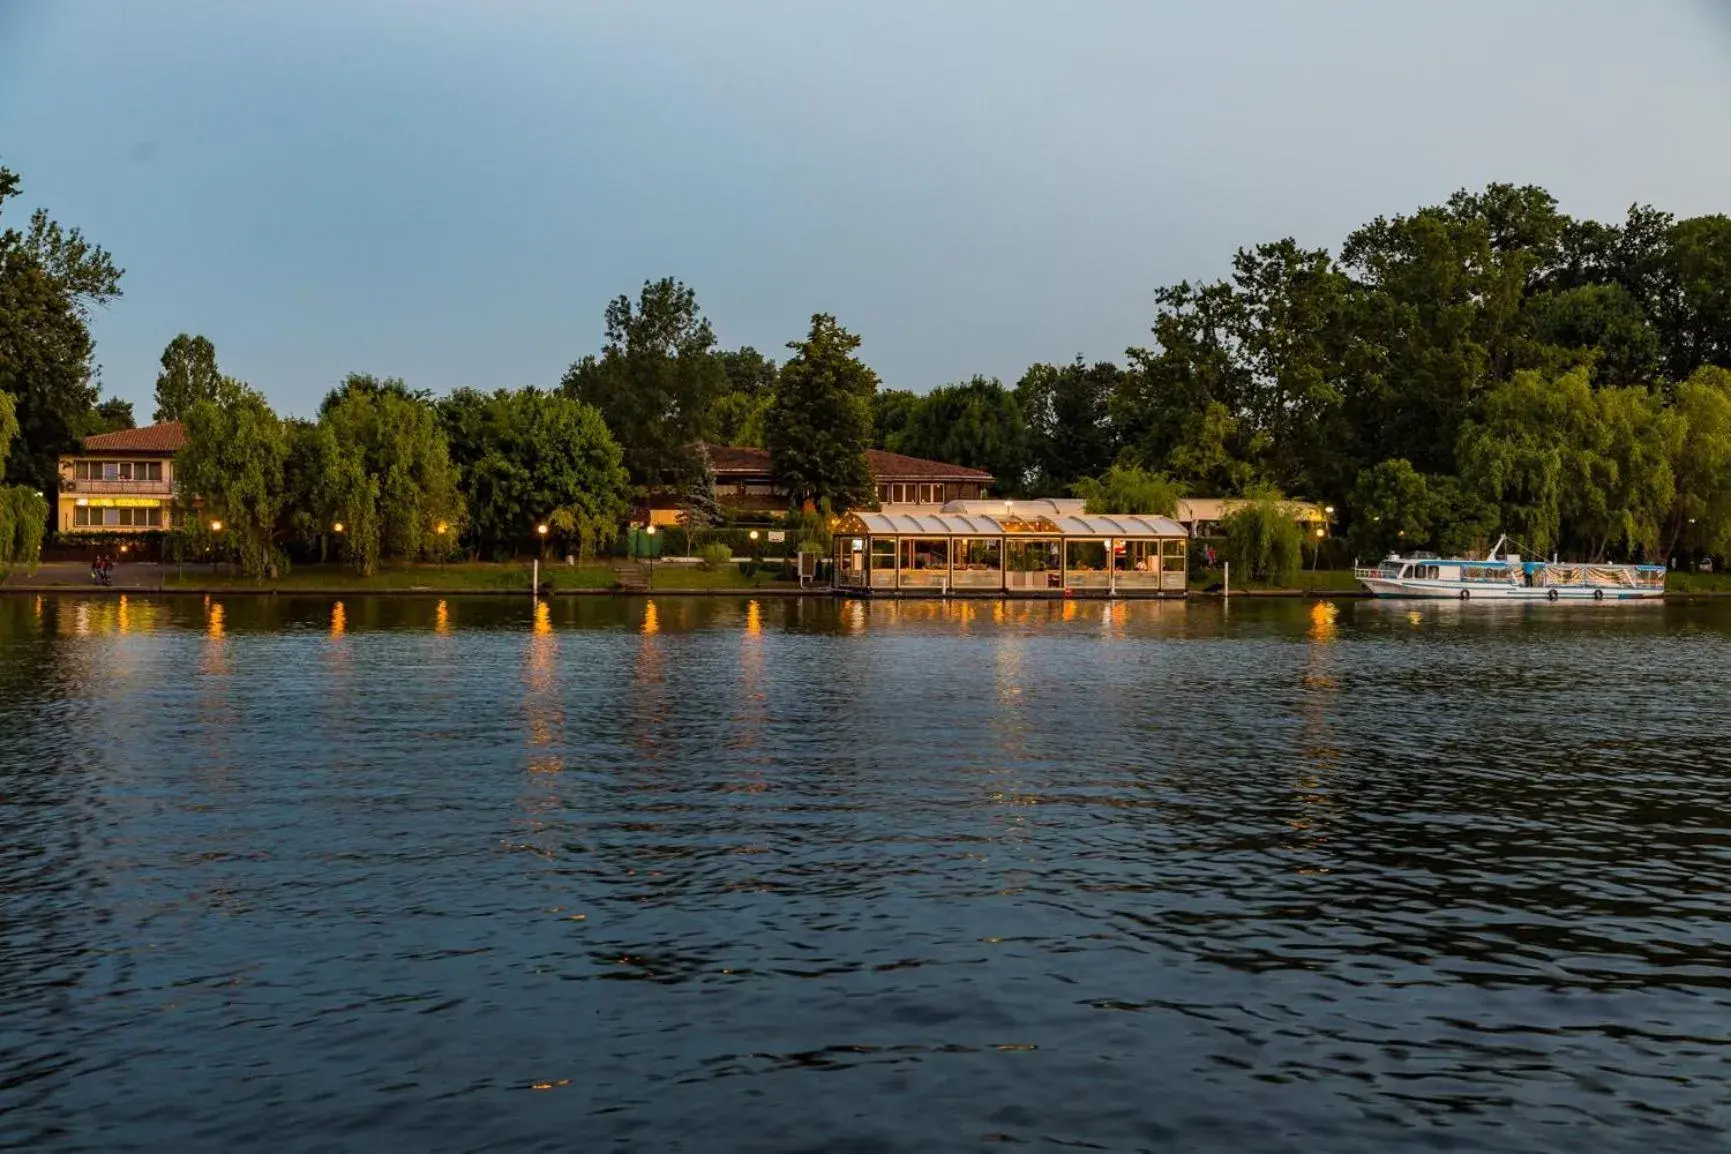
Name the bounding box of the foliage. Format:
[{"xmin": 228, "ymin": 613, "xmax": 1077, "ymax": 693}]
[
  {"xmin": 890, "ymin": 375, "xmax": 1027, "ymax": 490},
  {"xmin": 153, "ymin": 333, "xmax": 223, "ymax": 422},
  {"xmin": 0, "ymin": 164, "xmax": 120, "ymax": 495},
  {"xmin": 677, "ymin": 444, "xmax": 724, "ymax": 542},
  {"xmin": 176, "ymin": 381, "xmax": 291, "ymax": 578},
  {"xmin": 311, "ymin": 374, "xmax": 464, "ymax": 574},
  {"xmin": 1072, "ymin": 464, "xmax": 1180, "ymax": 516},
  {"xmin": 439, "ymin": 386, "xmax": 628, "ymax": 559},
  {"xmin": 86, "ymin": 397, "xmax": 134, "ymax": 434},
  {"xmin": 696, "ymin": 541, "xmax": 732, "ymax": 570},
  {"xmin": 1015, "ymin": 358, "xmax": 1120, "ymax": 493},
  {"xmin": 561, "ymin": 278, "xmax": 724, "ymax": 485},
  {"xmin": 766, "ymin": 314, "xmax": 877, "ymax": 510},
  {"xmin": 1220, "ymin": 487, "xmax": 1306, "ymax": 584},
  {"xmin": 0, "ymin": 390, "xmax": 47, "ymax": 572},
  {"xmin": 871, "ymin": 388, "xmax": 921, "ymax": 449},
  {"xmin": 783, "ymin": 502, "xmax": 835, "ymax": 554}
]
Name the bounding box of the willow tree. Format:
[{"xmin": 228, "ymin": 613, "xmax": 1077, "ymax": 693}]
[
  {"xmin": 176, "ymin": 380, "xmax": 290, "ymax": 579},
  {"xmin": 0, "ymin": 390, "xmax": 48, "ymax": 573},
  {"xmin": 316, "ymin": 375, "xmax": 463, "ymax": 573}
]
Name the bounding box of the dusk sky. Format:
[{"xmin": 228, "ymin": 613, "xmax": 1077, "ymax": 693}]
[{"xmin": 3, "ymin": 0, "xmax": 1729, "ymax": 419}]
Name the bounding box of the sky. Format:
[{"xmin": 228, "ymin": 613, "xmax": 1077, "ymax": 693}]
[{"xmin": 3, "ymin": 0, "xmax": 1730, "ymax": 420}]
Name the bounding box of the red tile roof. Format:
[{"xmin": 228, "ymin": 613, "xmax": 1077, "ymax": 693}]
[
  {"xmin": 81, "ymin": 421, "xmax": 187, "ymax": 454},
  {"xmin": 703, "ymin": 444, "xmax": 992, "ymax": 483}
]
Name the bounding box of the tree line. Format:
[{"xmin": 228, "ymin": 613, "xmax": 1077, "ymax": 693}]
[{"xmin": 6, "ymin": 156, "xmax": 1731, "ymax": 577}]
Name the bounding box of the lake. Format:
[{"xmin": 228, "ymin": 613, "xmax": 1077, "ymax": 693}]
[{"xmin": 3, "ymin": 594, "xmax": 1730, "ymax": 1152}]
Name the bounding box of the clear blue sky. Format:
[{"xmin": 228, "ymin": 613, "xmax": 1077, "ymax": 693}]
[{"xmin": 3, "ymin": 0, "xmax": 1729, "ymax": 419}]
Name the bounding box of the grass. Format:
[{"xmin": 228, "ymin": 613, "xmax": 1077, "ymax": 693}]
[
  {"xmin": 156, "ymin": 559, "xmax": 799, "ymax": 592},
  {"xmin": 1189, "ymin": 567, "xmax": 1364, "ymax": 593},
  {"xmin": 1664, "ymin": 570, "xmax": 1731, "ymax": 594}
]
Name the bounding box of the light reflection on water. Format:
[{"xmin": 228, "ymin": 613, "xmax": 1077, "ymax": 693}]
[{"xmin": 2, "ymin": 594, "xmax": 1730, "ymax": 1153}]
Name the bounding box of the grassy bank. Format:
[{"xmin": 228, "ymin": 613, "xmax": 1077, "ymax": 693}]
[
  {"xmin": 1189, "ymin": 568, "xmax": 1364, "ymax": 594},
  {"xmin": 1664, "ymin": 571, "xmax": 1731, "ymax": 594},
  {"xmin": 155, "ymin": 560, "xmax": 799, "ymax": 593}
]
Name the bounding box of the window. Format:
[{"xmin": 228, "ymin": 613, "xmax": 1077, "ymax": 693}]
[
  {"xmin": 877, "ymin": 485, "xmax": 891, "ymax": 504},
  {"xmin": 920, "ymin": 484, "xmax": 935, "ymax": 503}
]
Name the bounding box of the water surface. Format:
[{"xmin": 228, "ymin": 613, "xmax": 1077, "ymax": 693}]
[{"xmin": 3, "ymin": 594, "xmax": 1730, "ymax": 1152}]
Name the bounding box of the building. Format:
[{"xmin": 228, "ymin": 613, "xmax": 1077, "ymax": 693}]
[
  {"xmin": 652, "ymin": 445, "xmax": 994, "ymax": 524},
  {"xmin": 1174, "ymin": 496, "xmax": 1329, "ymax": 538},
  {"xmin": 832, "ymin": 497, "xmax": 1189, "ymax": 597},
  {"xmin": 56, "ymin": 421, "xmax": 186, "ymax": 535}
]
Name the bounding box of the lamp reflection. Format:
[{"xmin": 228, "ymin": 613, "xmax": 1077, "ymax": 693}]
[
  {"xmin": 330, "ymin": 600, "xmax": 347, "ymax": 638},
  {"xmin": 435, "ymin": 598, "xmax": 450, "ymax": 635}
]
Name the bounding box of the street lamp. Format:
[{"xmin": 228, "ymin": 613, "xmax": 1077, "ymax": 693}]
[
  {"xmin": 435, "ymin": 521, "xmax": 449, "ymax": 571},
  {"xmin": 333, "ymin": 521, "xmax": 345, "ymax": 534},
  {"xmin": 645, "ymin": 524, "xmax": 656, "ymax": 591},
  {"xmin": 209, "ymin": 520, "xmax": 224, "ymax": 577}
]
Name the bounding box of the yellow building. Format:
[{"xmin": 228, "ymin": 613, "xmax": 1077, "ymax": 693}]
[{"xmin": 56, "ymin": 421, "xmax": 186, "ymax": 534}]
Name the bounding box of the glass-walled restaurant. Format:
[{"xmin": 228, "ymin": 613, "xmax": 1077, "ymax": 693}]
[{"xmin": 832, "ymin": 505, "xmax": 1189, "ymax": 596}]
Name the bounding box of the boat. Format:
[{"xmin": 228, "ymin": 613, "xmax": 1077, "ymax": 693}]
[{"xmin": 1353, "ymin": 537, "xmax": 1666, "ymax": 601}]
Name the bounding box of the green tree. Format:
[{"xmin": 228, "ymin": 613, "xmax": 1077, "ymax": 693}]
[
  {"xmin": 872, "ymin": 388, "xmax": 921, "ymax": 450},
  {"xmin": 766, "ymin": 314, "xmax": 877, "ymax": 510},
  {"xmin": 0, "ymin": 165, "xmax": 122, "ymax": 495},
  {"xmin": 561, "ymin": 278, "xmax": 725, "ymax": 485},
  {"xmin": 1457, "ymin": 368, "xmax": 1606, "ymax": 557},
  {"xmin": 1669, "ymin": 366, "xmax": 1731, "ymax": 558},
  {"xmin": 439, "ymin": 387, "xmax": 628, "ymax": 559},
  {"xmin": 315, "ymin": 374, "xmax": 463, "ymax": 573},
  {"xmin": 1219, "ymin": 487, "xmax": 1306, "ymax": 584},
  {"xmin": 1014, "ymin": 358, "xmax": 1120, "ymax": 494},
  {"xmin": 87, "ymin": 397, "xmax": 135, "ymax": 434},
  {"xmin": 153, "ymin": 333, "xmax": 222, "ymax": 422},
  {"xmin": 710, "ymin": 389, "xmax": 771, "ymax": 446},
  {"xmin": 176, "ymin": 381, "xmax": 291, "ymax": 578},
  {"xmin": 1348, "ymin": 459, "xmax": 1432, "ymax": 559},
  {"xmin": 1072, "ymin": 464, "xmax": 1180, "ymax": 516},
  {"xmin": 1592, "ymin": 385, "xmax": 1679, "ymax": 559},
  {"xmin": 894, "ymin": 376, "xmax": 1027, "ymax": 489},
  {"xmin": 0, "ymin": 389, "xmax": 48, "ymax": 573},
  {"xmin": 716, "ymin": 346, "xmax": 779, "ymax": 396}
]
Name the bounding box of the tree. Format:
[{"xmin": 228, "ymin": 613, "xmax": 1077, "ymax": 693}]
[
  {"xmin": 677, "ymin": 443, "xmax": 723, "ymax": 546},
  {"xmin": 872, "ymin": 388, "xmax": 921, "ymax": 450},
  {"xmin": 1015, "ymin": 358, "xmax": 1120, "ymax": 495},
  {"xmin": 1072, "ymin": 464, "xmax": 1180, "ymax": 516},
  {"xmin": 1220, "ymin": 487, "xmax": 1306, "ymax": 585},
  {"xmin": 176, "ymin": 381, "xmax": 291, "ymax": 579},
  {"xmin": 561, "ymin": 278, "xmax": 725, "ymax": 486},
  {"xmin": 0, "ymin": 389, "xmax": 48, "ymax": 573},
  {"xmin": 438, "ymin": 387, "xmax": 628, "ymax": 559},
  {"xmin": 153, "ymin": 333, "xmax": 222, "ymax": 422},
  {"xmin": 1669, "ymin": 366, "xmax": 1731, "ymax": 558},
  {"xmin": 716, "ymin": 346, "xmax": 779, "ymax": 396},
  {"xmin": 710, "ymin": 389, "xmax": 771, "ymax": 446},
  {"xmin": 766, "ymin": 314, "xmax": 877, "ymax": 510},
  {"xmin": 315, "ymin": 374, "xmax": 463, "ymax": 573},
  {"xmin": 1348, "ymin": 459, "xmax": 1432, "ymax": 559},
  {"xmin": 87, "ymin": 397, "xmax": 135, "ymax": 434},
  {"xmin": 1457, "ymin": 368, "xmax": 1606, "ymax": 558},
  {"xmin": 893, "ymin": 376, "xmax": 1027, "ymax": 490},
  {"xmin": 0, "ymin": 165, "xmax": 122, "ymax": 495}
]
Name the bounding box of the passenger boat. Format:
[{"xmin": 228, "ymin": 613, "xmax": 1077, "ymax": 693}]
[{"xmin": 1353, "ymin": 537, "xmax": 1665, "ymax": 601}]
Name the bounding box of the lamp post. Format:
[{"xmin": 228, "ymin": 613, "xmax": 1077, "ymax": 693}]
[
  {"xmin": 209, "ymin": 519, "xmax": 224, "ymax": 576},
  {"xmin": 645, "ymin": 524, "xmax": 656, "ymax": 591},
  {"xmin": 1313, "ymin": 505, "xmax": 1335, "ymax": 572},
  {"xmin": 435, "ymin": 521, "xmax": 448, "ymax": 572}
]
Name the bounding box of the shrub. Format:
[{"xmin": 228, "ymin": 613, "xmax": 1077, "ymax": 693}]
[{"xmin": 697, "ymin": 541, "xmax": 733, "ymax": 570}]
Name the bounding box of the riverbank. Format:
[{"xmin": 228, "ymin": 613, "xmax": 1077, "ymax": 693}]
[{"xmin": 7, "ymin": 561, "xmax": 1731, "ymax": 598}]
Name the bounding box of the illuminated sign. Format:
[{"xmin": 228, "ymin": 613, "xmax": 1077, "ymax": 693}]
[{"xmin": 79, "ymin": 497, "xmax": 162, "ymax": 509}]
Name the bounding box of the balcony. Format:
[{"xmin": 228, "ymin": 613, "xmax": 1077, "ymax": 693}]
[{"xmin": 63, "ymin": 478, "xmax": 174, "ymax": 497}]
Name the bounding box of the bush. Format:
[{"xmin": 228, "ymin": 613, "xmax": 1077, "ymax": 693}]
[{"xmin": 697, "ymin": 541, "xmax": 732, "ymax": 570}]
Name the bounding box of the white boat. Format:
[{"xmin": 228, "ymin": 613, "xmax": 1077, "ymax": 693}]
[{"xmin": 1353, "ymin": 537, "xmax": 1665, "ymax": 601}]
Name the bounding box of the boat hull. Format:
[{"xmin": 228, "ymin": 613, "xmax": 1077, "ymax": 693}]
[{"xmin": 1356, "ymin": 577, "xmax": 1663, "ymax": 601}]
